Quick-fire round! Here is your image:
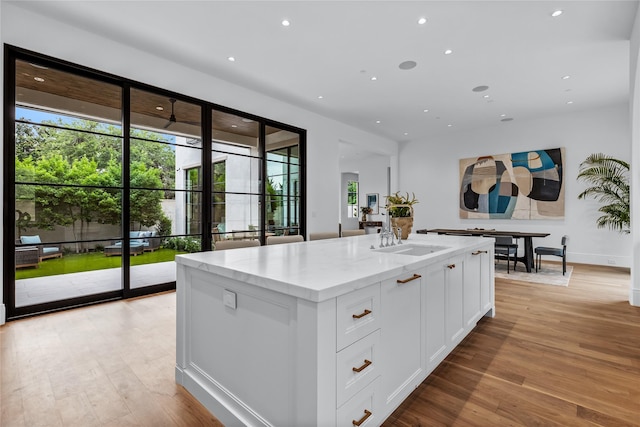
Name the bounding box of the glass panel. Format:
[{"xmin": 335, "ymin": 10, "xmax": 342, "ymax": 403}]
[
  {"xmin": 266, "ymin": 196, "xmax": 301, "ymax": 235},
  {"xmin": 347, "ymin": 180, "xmax": 358, "ymax": 218},
  {"xmin": 130, "ymin": 88, "xmax": 202, "ymax": 144},
  {"xmin": 14, "ymin": 60, "xmax": 125, "ymax": 309},
  {"xmin": 129, "ymin": 89, "xmax": 202, "ymax": 290},
  {"xmin": 212, "ymin": 193, "xmax": 260, "ymax": 240},
  {"xmin": 16, "ymin": 59, "xmax": 122, "ymax": 130},
  {"xmin": 212, "ymin": 152, "xmax": 261, "ymax": 194},
  {"xmin": 212, "ymin": 110, "xmax": 259, "ymax": 145}
]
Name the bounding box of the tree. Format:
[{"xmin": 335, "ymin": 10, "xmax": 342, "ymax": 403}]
[{"xmin": 577, "ymin": 153, "xmax": 630, "ymax": 234}]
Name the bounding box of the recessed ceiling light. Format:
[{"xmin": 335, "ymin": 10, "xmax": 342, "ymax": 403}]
[
  {"xmin": 562, "ymin": 75, "xmax": 570, "ymax": 80},
  {"xmin": 500, "ymin": 113, "xmax": 506, "ymax": 117},
  {"xmin": 33, "ymin": 77, "xmax": 45, "ymax": 82},
  {"xmin": 472, "ymin": 85, "xmax": 489, "ymax": 92},
  {"xmin": 241, "ymin": 118, "xmax": 254, "ymax": 123},
  {"xmin": 483, "ymin": 95, "xmax": 490, "ymax": 99},
  {"xmin": 317, "ymin": 95, "xmax": 323, "ymax": 99},
  {"xmin": 376, "ymin": 120, "xmax": 381, "ymax": 124},
  {"xmin": 567, "ymin": 101, "xmax": 574, "ymax": 104},
  {"xmin": 231, "ymin": 124, "xmax": 238, "ymax": 128},
  {"xmin": 399, "ymin": 60, "xmax": 417, "ymax": 70},
  {"xmin": 371, "ymin": 76, "xmax": 377, "ymax": 81},
  {"xmin": 444, "ymin": 49, "xmax": 453, "ymax": 55},
  {"xmin": 447, "ymin": 124, "xmax": 453, "ymax": 127},
  {"xmin": 418, "ymin": 17, "xmax": 427, "ymax": 25},
  {"xmin": 228, "ymin": 56, "xmax": 236, "ymax": 62},
  {"xmin": 551, "ymin": 10, "xmax": 563, "ymax": 17},
  {"xmin": 404, "ymin": 132, "xmax": 409, "ymax": 136},
  {"xmin": 155, "ymin": 106, "xmax": 164, "ymax": 111},
  {"xmin": 282, "ymin": 19, "xmax": 290, "ymax": 27},
  {"xmin": 423, "ymin": 109, "xmax": 429, "ymax": 113}
]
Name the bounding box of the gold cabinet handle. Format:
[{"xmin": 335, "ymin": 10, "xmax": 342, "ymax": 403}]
[
  {"xmin": 397, "ymin": 273, "xmax": 422, "ymax": 284},
  {"xmin": 472, "ymin": 250, "xmax": 488, "ymax": 255},
  {"xmin": 352, "ymin": 359, "xmax": 372, "ymax": 373},
  {"xmin": 352, "ymin": 409, "xmax": 372, "ymax": 426},
  {"xmin": 447, "ymin": 264, "xmax": 456, "ymax": 269},
  {"xmin": 352, "ymin": 309, "xmax": 372, "ymax": 319}
]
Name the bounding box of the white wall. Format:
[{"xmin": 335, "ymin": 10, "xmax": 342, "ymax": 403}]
[
  {"xmin": 399, "ymin": 103, "xmax": 632, "ymax": 267},
  {"xmin": 0, "ymin": 3, "xmax": 398, "ymax": 322},
  {"xmin": 629, "ymin": 5, "xmax": 640, "ymax": 306}
]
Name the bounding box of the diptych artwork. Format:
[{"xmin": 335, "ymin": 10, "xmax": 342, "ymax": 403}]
[{"xmin": 459, "ymin": 148, "xmax": 565, "ymax": 219}]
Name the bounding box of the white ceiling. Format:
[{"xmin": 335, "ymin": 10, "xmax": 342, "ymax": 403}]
[{"xmin": 11, "ymin": 0, "xmax": 639, "ymax": 148}]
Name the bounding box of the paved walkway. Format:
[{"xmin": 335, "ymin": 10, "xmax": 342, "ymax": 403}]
[{"xmin": 15, "ymin": 261, "xmax": 177, "ymax": 307}]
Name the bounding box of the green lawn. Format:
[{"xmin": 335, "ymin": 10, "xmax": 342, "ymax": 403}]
[{"xmin": 16, "ymin": 248, "xmax": 187, "ymax": 280}]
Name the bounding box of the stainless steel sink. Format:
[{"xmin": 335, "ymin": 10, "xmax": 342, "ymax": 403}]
[{"xmin": 374, "ymin": 244, "xmax": 450, "ymax": 256}]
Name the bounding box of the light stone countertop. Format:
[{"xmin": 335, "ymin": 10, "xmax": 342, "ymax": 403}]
[{"xmin": 176, "ymin": 233, "xmax": 494, "ymax": 302}]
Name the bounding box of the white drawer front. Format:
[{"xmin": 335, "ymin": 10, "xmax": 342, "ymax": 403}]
[
  {"xmin": 336, "ymin": 284, "xmax": 381, "ymax": 351},
  {"xmin": 337, "ymin": 378, "xmax": 381, "ymax": 427},
  {"xmin": 337, "ymin": 330, "xmax": 381, "ymax": 407}
]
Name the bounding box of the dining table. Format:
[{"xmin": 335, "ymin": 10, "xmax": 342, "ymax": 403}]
[{"xmin": 417, "ymin": 228, "xmax": 550, "ymax": 273}]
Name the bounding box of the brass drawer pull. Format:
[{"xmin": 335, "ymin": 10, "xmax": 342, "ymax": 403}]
[
  {"xmin": 447, "ymin": 264, "xmax": 456, "ymax": 269},
  {"xmin": 397, "ymin": 273, "xmax": 422, "ymax": 284},
  {"xmin": 352, "ymin": 309, "xmax": 372, "ymax": 319},
  {"xmin": 472, "ymin": 250, "xmax": 488, "ymax": 255},
  {"xmin": 352, "ymin": 359, "xmax": 372, "ymax": 373},
  {"xmin": 352, "ymin": 409, "xmax": 372, "ymax": 426}
]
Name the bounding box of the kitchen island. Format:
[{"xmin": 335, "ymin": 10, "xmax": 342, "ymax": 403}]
[{"xmin": 175, "ymin": 233, "xmax": 495, "ymax": 427}]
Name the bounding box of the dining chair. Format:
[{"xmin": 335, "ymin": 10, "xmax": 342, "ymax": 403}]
[
  {"xmin": 266, "ymin": 235, "xmax": 304, "ymax": 245},
  {"xmin": 535, "ymin": 235, "xmax": 568, "ymax": 275},
  {"xmin": 215, "ymin": 240, "xmax": 260, "ymax": 251},
  {"xmin": 341, "ymin": 229, "xmax": 366, "ymax": 237},
  {"xmin": 487, "ymin": 234, "xmax": 518, "ymax": 273},
  {"xmin": 309, "ymin": 232, "xmax": 340, "ymax": 241}
]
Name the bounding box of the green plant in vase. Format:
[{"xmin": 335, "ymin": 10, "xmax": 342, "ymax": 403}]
[
  {"xmin": 386, "ymin": 192, "xmax": 419, "ymax": 239},
  {"xmin": 360, "ymin": 206, "xmax": 372, "ymax": 222}
]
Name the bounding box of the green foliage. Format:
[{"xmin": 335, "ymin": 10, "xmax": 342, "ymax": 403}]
[
  {"xmin": 577, "ymin": 153, "xmax": 629, "ymax": 234},
  {"xmin": 386, "ymin": 192, "xmax": 418, "ymax": 217},
  {"xmin": 163, "ymin": 236, "xmax": 201, "ymax": 253},
  {"xmin": 15, "ymin": 118, "xmax": 174, "ymax": 243},
  {"xmin": 156, "ymin": 213, "xmax": 172, "ymax": 237}
]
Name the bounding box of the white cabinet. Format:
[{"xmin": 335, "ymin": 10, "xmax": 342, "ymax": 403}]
[
  {"xmin": 380, "ymin": 270, "xmax": 423, "ymax": 411},
  {"xmin": 464, "ymin": 249, "xmax": 484, "ymax": 328},
  {"xmin": 424, "ymin": 262, "xmax": 447, "ymax": 370},
  {"xmin": 445, "ymin": 254, "xmax": 465, "ymax": 347},
  {"xmin": 176, "ymin": 238, "xmax": 495, "ymax": 427}
]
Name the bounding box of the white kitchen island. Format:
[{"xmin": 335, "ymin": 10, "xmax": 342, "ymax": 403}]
[{"xmin": 175, "ymin": 233, "xmax": 495, "ymax": 427}]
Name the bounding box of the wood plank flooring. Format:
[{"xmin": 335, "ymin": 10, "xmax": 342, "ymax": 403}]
[{"xmin": 1, "ymin": 263, "xmax": 638, "ymax": 426}]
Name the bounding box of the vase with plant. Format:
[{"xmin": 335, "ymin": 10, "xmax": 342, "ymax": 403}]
[
  {"xmin": 386, "ymin": 192, "xmax": 419, "ymax": 239},
  {"xmin": 360, "ymin": 206, "xmax": 372, "ymax": 222},
  {"xmin": 577, "ymin": 153, "xmax": 629, "ymax": 234}
]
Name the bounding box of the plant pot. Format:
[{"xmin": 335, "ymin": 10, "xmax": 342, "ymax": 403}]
[{"xmin": 391, "ymin": 216, "xmax": 413, "ymax": 239}]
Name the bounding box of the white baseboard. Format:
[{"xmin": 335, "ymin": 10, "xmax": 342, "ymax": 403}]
[
  {"xmin": 630, "ymin": 287, "xmax": 640, "ymax": 307},
  {"xmin": 567, "ymin": 252, "xmax": 631, "ymax": 268}
]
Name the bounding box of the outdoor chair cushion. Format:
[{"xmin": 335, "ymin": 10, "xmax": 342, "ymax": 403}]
[{"xmin": 21, "ymin": 235, "xmax": 42, "ymax": 244}]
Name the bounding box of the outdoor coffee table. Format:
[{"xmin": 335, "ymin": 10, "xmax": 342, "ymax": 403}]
[{"xmin": 104, "ymin": 242, "xmax": 145, "ymax": 256}]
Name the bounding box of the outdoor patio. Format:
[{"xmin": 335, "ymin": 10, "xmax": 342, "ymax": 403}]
[{"xmin": 15, "ymin": 261, "xmax": 177, "ymax": 308}]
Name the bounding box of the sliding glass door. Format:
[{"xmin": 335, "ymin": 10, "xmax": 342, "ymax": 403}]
[
  {"xmin": 12, "ymin": 58, "xmax": 124, "ymax": 313},
  {"xmin": 5, "ymin": 47, "xmax": 306, "ymax": 319}
]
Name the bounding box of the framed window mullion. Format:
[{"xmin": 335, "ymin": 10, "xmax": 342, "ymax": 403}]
[
  {"xmin": 202, "ymin": 104, "xmax": 213, "ymax": 252},
  {"xmin": 260, "ymin": 121, "xmax": 267, "ymax": 245},
  {"xmin": 122, "ymin": 83, "xmax": 132, "ymax": 295}
]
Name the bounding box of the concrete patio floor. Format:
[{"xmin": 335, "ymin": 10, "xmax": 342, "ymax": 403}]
[{"xmin": 15, "ymin": 261, "xmax": 177, "ymax": 307}]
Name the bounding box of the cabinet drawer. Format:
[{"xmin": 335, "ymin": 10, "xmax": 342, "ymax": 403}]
[
  {"xmin": 337, "ymin": 330, "xmax": 381, "ymax": 407},
  {"xmin": 337, "ymin": 378, "xmax": 381, "ymax": 427},
  {"xmin": 336, "ymin": 284, "xmax": 381, "ymax": 351}
]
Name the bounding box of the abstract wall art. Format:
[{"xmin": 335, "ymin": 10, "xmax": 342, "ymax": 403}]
[{"xmin": 459, "ymin": 148, "xmax": 565, "ymax": 220}]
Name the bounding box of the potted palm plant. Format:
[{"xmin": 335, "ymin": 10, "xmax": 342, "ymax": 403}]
[
  {"xmin": 386, "ymin": 192, "xmax": 419, "ymax": 239},
  {"xmin": 577, "ymin": 153, "xmax": 629, "ymax": 234}
]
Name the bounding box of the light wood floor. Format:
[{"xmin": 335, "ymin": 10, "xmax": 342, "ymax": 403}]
[{"xmin": 1, "ymin": 263, "xmax": 638, "ymax": 426}]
